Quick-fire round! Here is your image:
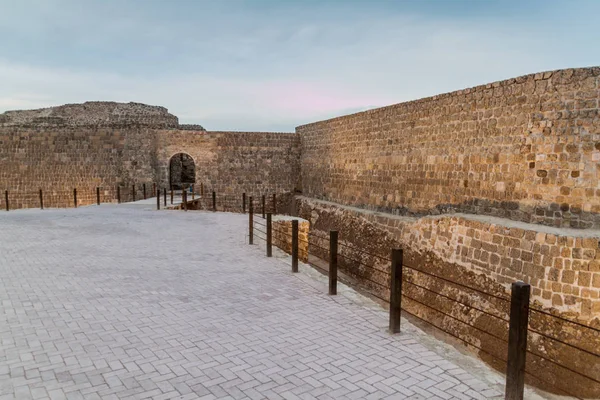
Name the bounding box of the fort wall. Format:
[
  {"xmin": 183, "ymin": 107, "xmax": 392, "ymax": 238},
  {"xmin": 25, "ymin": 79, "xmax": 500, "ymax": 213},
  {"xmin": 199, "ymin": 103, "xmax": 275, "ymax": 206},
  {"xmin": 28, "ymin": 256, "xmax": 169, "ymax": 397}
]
[
  {"xmin": 294, "ymin": 67, "xmax": 600, "ymax": 396},
  {"xmin": 297, "ymin": 67, "xmax": 600, "ymax": 229},
  {"xmin": 156, "ymin": 130, "xmax": 300, "ymax": 197},
  {"xmin": 0, "ymin": 103, "xmax": 299, "ymax": 209}
]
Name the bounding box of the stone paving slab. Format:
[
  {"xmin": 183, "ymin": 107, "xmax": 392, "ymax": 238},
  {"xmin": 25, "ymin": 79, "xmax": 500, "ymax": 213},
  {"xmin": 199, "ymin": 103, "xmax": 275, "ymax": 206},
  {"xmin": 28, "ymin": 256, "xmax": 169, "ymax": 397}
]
[{"xmin": 0, "ymin": 204, "xmax": 514, "ymax": 399}]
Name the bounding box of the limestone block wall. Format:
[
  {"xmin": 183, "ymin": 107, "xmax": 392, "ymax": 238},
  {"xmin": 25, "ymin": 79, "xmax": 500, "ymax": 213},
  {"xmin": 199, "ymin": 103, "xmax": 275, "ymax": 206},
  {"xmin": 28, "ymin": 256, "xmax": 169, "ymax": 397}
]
[
  {"xmin": 0, "ymin": 102, "xmax": 299, "ymax": 210},
  {"xmin": 0, "ymin": 125, "xmax": 159, "ymax": 209},
  {"xmin": 272, "ymin": 216, "xmax": 309, "ymax": 262},
  {"xmin": 156, "ymin": 130, "xmax": 300, "ymax": 197},
  {"xmin": 297, "ymin": 67, "xmax": 600, "ymax": 229},
  {"xmin": 296, "ymin": 196, "xmax": 600, "ymax": 397}
]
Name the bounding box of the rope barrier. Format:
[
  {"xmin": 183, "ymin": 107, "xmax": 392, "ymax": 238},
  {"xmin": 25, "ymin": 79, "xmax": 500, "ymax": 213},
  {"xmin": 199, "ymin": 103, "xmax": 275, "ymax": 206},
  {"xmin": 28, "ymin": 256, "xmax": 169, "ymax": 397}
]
[
  {"xmin": 529, "ymin": 307, "xmax": 600, "ymax": 333},
  {"xmin": 403, "ymin": 278, "xmax": 510, "ymax": 324},
  {"xmin": 403, "ymin": 263, "xmax": 511, "ymax": 303}
]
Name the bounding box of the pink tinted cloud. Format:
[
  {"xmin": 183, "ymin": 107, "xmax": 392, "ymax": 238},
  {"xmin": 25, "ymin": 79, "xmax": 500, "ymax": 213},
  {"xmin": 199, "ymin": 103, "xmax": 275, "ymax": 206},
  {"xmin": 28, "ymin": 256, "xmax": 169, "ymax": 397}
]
[{"xmin": 258, "ymin": 81, "xmax": 395, "ymax": 115}]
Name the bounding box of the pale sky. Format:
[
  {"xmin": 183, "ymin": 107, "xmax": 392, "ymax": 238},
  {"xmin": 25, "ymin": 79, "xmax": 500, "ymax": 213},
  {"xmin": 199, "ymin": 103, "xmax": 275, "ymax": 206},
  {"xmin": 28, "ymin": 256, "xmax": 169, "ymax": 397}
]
[{"xmin": 1, "ymin": 0, "xmax": 599, "ymax": 131}]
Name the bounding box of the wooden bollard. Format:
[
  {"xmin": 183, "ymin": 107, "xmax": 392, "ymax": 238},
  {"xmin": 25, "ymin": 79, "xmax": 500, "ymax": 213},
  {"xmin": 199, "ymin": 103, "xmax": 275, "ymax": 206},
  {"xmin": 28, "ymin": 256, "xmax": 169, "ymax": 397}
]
[
  {"xmin": 143, "ymin": 183, "xmax": 147, "ymax": 200},
  {"xmin": 266, "ymin": 213, "xmax": 272, "ymax": 257},
  {"xmin": 292, "ymin": 220, "xmax": 299, "ymax": 273},
  {"xmin": 73, "ymin": 188, "xmax": 77, "ymax": 208},
  {"xmin": 39, "ymin": 189, "xmax": 44, "ymax": 210},
  {"xmin": 329, "ymin": 230, "xmax": 338, "ymax": 295},
  {"xmin": 156, "ymin": 189, "xmax": 160, "ymax": 210},
  {"xmin": 272, "ymin": 193, "xmax": 277, "ymax": 215},
  {"xmin": 505, "ymin": 282, "xmax": 531, "ymax": 400},
  {"xmin": 212, "ymin": 191, "xmax": 216, "ymax": 212},
  {"xmin": 261, "ymin": 195, "xmax": 266, "ymax": 218},
  {"xmin": 242, "ymin": 192, "xmax": 246, "ymax": 213},
  {"xmin": 249, "ymin": 196, "xmax": 254, "ymax": 245},
  {"xmin": 389, "ymin": 249, "xmax": 403, "ymax": 333},
  {"xmin": 4, "ymin": 190, "xmax": 8, "ymax": 211},
  {"xmin": 163, "ymin": 188, "xmax": 167, "ymax": 206},
  {"xmin": 117, "ymin": 186, "xmax": 121, "ymax": 204},
  {"xmin": 96, "ymin": 187, "xmax": 100, "ymax": 205}
]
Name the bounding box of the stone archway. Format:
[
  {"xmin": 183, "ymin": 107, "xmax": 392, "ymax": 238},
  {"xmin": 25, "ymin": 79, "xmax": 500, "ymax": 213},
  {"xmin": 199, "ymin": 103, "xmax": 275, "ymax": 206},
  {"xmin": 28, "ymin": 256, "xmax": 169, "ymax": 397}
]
[{"xmin": 169, "ymin": 153, "xmax": 196, "ymax": 190}]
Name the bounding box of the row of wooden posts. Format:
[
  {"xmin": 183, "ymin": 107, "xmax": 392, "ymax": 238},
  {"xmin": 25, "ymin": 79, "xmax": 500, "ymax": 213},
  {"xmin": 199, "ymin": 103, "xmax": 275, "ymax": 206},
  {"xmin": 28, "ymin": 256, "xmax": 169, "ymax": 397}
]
[
  {"xmin": 3, "ymin": 183, "xmax": 532, "ymax": 398},
  {"xmin": 4, "ymin": 183, "xmax": 157, "ymax": 211},
  {"xmin": 176, "ymin": 190, "xmax": 278, "ymax": 216},
  {"xmin": 4, "ymin": 184, "xmax": 279, "ymax": 215},
  {"xmin": 246, "ymin": 201, "xmax": 532, "ymax": 400}
]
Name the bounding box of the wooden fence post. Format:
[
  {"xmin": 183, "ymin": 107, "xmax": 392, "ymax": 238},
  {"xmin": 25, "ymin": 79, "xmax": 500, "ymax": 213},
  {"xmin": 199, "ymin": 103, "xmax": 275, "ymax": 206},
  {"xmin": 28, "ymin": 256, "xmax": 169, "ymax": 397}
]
[
  {"xmin": 163, "ymin": 188, "xmax": 167, "ymax": 206},
  {"xmin": 39, "ymin": 189, "xmax": 44, "ymax": 210},
  {"xmin": 96, "ymin": 187, "xmax": 100, "ymax": 205},
  {"xmin": 117, "ymin": 186, "xmax": 121, "ymax": 204},
  {"xmin": 156, "ymin": 189, "xmax": 160, "ymax": 210},
  {"xmin": 329, "ymin": 230, "xmax": 338, "ymax": 295},
  {"xmin": 170, "ymin": 188, "xmax": 173, "ymax": 205},
  {"xmin": 389, "ymin": 249, "xmax": 403, "ymax": 333},
  {"xmin": 143, "ymin": 183, "xmax": 147, "ymax": 200},
  {"xmin": 132, "ymin": 184, "xmax": 136, "ymax": 201},
  {"xmin": 262, "ymin": 195, "xmax": 266, "ymax": 218},
  {"xmin": 266, "ymin": 213, "xmax": 272, "ymax": 257},
  {"xmin": 505, "ymin": 281, "xmax": 531, "ymax": 400},
  {"xmin": 249, "ymin": 196, "xmax": 254, "ymax": 245},
  {"xmin": 212, "ymin": 191, "xmax": 216, "ymax": 212},
  {"xmin": 242, "ymin": 192, "xmax": 246, "ymax": 213},
  {"xmin": 292, "ymin": 220, "xmax": 299, "ymax": 273},
  {"xmin": 4, "ymin": 190, "xmax": 8, "ymax": 211},
  {"xmin": 73, "ymin": 188, "xmax": 77, "ymax": 208}
]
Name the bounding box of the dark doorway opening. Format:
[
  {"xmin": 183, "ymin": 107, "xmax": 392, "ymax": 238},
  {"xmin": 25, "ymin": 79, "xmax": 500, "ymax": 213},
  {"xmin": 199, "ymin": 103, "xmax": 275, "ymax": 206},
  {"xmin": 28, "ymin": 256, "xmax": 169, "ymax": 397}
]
[{"xmin": 169, "ymin": 153, "xmax": 195, "ymax": 190}]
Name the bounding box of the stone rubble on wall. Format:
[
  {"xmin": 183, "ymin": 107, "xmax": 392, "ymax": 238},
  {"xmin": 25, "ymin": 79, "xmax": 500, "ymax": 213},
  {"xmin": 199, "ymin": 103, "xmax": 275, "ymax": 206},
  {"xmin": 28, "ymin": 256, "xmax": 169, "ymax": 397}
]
[{"xmin": 0, "ymin": 101, "xmax": 179, "ymax": 128}]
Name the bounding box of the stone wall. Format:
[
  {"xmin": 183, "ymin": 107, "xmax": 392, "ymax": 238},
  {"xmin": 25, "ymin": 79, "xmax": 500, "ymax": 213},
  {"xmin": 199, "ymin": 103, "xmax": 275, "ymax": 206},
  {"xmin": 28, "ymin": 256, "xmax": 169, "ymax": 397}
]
[
  {"xmin": 0, "ymin": 125, "xmax": 160, "ymax": 209},
  {"xmin": 297, "ymin": 67, "xmax": 600, "ymax": 229},
  {"xmin": 156, "ymin": 130, "xmax": 300, "ymax": 197},
  {"xmin": 296, "ymin": 196, "xmax": 600, "ymax": 397},
  {"xmin": 0, "ymin": 101, "xmax": 179, "ymax": 128},
  {"xmin": 0, "ymin": 103, "xmax": 299, "ymax": 209},
  {"xmin": 272, "ymin": 216, "xmax": 309, "ymax": 263}
]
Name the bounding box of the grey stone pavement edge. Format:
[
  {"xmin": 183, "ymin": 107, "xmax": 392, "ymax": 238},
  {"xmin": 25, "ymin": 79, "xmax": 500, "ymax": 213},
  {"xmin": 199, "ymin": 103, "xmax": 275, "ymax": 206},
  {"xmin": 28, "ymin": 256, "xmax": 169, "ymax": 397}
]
[{"xmin": 0, "ymin": 200, "xmax": 559, "ymax": 399}]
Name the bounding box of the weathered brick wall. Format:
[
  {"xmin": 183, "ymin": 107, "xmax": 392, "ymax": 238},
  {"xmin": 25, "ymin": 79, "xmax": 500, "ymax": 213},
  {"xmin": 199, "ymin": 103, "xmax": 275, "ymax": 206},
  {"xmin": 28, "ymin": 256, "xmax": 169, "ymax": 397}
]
[
  {"xmin": 0, "ymin": 103, "xmax": 299, "ymax": 209},
  {"xmin": 156, "ymin": 130, "xmax": 300, "ymax": 197},
  {"xmin": 298, "ymin": 67, "xmax": 600, "ymax": 229},
  {"xmin": 273, "ymin": 216, "xmax": 309, "ymax": 262},
  {"xmin": 0, "ymin": 125, "xmax": 160, "ymax": 209},
  {"xmin": 296, "ymin": 196, "xmax": 600, "ymax": 397}
]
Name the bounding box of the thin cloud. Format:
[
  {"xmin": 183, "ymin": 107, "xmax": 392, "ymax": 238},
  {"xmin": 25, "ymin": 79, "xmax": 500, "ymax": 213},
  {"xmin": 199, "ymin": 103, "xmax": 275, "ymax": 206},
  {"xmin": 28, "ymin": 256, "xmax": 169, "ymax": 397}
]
[{"xmin": 0, "ymin": 1, "xmax": 598, "ymax": 131}]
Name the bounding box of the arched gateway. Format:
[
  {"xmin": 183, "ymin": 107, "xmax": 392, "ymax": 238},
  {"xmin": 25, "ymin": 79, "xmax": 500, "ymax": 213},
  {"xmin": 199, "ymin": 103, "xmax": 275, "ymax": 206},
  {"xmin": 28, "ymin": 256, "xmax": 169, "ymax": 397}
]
[{"xmin": 169, "ymin": 153, "xmax": 195, "ymax": 190}]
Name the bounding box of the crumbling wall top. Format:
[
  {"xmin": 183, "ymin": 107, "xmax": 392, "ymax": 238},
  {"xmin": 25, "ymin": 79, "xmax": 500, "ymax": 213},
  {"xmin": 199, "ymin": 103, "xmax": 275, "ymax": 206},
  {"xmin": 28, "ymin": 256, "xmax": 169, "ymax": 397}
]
[{"xmin": 0, "ymin": 101, "xmax": 180, "ymax": 128}]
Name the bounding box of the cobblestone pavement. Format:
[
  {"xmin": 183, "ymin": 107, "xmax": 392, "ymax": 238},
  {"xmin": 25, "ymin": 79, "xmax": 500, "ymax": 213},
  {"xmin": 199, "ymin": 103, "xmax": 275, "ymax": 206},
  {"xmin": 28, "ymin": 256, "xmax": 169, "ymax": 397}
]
[{"xmin": 0, "ymin": 202, "xmax": 507, "ymax": 399}]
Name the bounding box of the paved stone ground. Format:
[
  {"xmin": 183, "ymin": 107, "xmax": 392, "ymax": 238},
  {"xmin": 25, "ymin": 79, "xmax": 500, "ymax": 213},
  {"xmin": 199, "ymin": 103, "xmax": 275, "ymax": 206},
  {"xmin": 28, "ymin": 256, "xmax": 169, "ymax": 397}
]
[{"xmin": 0, "ymin": 202, "xmax": 511, "ymax": 399}]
